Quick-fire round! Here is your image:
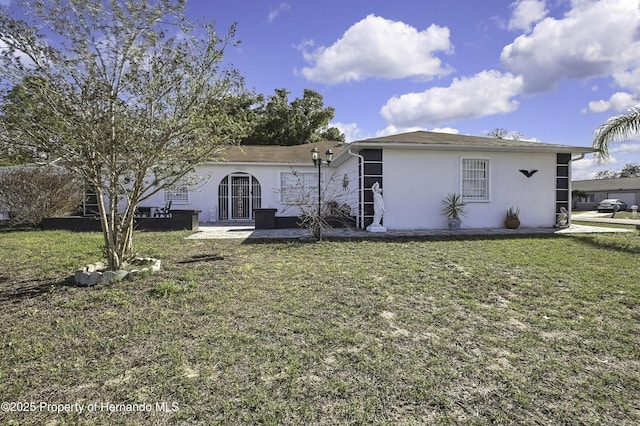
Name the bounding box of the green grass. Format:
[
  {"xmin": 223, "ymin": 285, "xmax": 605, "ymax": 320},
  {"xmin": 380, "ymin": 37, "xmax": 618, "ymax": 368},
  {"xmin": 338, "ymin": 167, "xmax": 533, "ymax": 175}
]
[
  {"xmin": 620, "ymin": 211, "xmax": 638, "ymax": 219},
  {"xmin": 0, "ymin": 230, "xmax": 639, "ymax": 425},
  {"xmin": 605, "ymin": 211, "xmax": 639, "ymax": 220}
]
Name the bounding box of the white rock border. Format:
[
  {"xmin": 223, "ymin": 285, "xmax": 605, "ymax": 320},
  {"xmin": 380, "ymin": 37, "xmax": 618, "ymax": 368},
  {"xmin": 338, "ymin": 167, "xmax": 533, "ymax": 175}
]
[{"xmin": 74, "ymin": 258, "xmax": 161, "ymax": 286}]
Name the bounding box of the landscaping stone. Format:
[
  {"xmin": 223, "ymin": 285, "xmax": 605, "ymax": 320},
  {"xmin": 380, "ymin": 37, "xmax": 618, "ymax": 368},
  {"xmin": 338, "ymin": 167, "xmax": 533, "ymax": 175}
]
[
  {"xmin": 101, "ymin": 270, "xmax": 128, "ymax": 283},
  {"xmin": 74, "ymin": 258, "xmax": 161, "ymax": 286}
]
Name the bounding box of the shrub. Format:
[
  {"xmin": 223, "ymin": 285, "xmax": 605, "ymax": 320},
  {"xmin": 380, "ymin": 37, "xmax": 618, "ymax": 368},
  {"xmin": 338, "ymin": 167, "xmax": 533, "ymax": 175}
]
[{"xmin": 0, "ymin": 165, "xmax": 83, "ymax": 226}]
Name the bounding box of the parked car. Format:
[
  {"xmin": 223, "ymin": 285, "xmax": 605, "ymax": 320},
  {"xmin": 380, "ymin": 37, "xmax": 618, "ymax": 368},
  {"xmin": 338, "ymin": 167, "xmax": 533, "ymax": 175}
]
[{"xmin": 597, "ymin": 199, "xmax": 628, "ymax": 212}]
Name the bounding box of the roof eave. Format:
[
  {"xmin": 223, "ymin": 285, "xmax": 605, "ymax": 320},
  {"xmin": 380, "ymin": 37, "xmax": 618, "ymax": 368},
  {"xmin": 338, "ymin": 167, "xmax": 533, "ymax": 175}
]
[
  {"xmin": 199, "ymin": 161, "xmax": 318, "ymax": 167},
  {"xmin": 335, "ymin": 141, "xmax": 595, "ymax": 155}
]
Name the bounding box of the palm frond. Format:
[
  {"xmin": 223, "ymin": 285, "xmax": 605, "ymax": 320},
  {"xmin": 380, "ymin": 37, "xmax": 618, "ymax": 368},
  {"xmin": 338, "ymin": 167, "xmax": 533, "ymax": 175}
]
[{"xmin": 593, "ymin": 105, "xmax": 640, "ymax": 163}]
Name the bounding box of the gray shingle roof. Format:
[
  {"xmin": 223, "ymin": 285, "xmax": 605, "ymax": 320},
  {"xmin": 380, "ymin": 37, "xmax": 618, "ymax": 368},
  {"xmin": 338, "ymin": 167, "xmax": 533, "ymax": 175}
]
[
  {"xmin": 352, "ymin": 131, "xmax": 594, "ymax": 153},
  {"xmin": 212, "ymin": 140, "xmax": 347, "ymax": 164},
  {"xmin": 210, "ymin": 131, "xmax": 594, "ymax": 165},
  {"xmin": 572, "ymin": 177, "xmax": 640, "ymax": 192}
]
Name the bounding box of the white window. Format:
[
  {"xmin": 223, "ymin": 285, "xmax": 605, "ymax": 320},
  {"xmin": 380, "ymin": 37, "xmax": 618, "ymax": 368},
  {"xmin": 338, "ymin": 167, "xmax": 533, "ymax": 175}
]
[
  {"xmin": 461, "ymin": 158, "xmax": 490, "ymax": 202},
  {"xmin": 280, "ymin": 171, "xmax": 320, "ymax": 204},
  {"xmin": 165, "ymin": 179, "xmax": 189, "ymax": 204}
]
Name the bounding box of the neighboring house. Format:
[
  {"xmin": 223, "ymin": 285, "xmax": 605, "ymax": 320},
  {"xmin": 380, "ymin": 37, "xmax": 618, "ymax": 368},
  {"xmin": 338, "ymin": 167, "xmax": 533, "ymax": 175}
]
[
  {"xmin": 141, "ymin": 130, "xmax": 594, "ymax": 230},
  {"xmin": 572, "ymin": 177, "xmax": 640, "ymax": 210}
]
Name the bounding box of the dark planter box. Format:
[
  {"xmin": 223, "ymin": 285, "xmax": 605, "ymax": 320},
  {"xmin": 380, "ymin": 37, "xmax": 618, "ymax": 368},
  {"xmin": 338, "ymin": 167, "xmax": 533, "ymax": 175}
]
[
  {"xmin": 169, "ymin": 210, "xmax": 201, "ymax": 231},
  {"xmin": 255, "ymin": 208, "xmax": 278, "ymax": 229},
  {"xmin": 42, "ymin": 211, "xmax": 200, "ymax": 232}
]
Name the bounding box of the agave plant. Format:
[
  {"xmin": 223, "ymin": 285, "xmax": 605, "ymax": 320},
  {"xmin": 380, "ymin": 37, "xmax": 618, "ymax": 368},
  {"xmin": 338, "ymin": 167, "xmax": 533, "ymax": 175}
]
[
  {"xmin": 441, "ymin": 193, "xmax": 467, "ymax": 219},
  {"xmin": 505, "ymin": 206, "xmax": 521, "ymax": 229},
  {"xmin": 506, "ymin": 206, "xmax": 520, "ymax": 220}
]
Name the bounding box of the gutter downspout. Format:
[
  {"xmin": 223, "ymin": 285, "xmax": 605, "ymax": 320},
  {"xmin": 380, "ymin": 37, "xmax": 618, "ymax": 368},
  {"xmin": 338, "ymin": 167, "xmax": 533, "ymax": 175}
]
[
  {"xmin": 348, "ymin": 148, "xmax": 365, "ymax": 229},
  {"xmin": 568, "ymin": 153, "xmax": 587, "ymax": 225}
]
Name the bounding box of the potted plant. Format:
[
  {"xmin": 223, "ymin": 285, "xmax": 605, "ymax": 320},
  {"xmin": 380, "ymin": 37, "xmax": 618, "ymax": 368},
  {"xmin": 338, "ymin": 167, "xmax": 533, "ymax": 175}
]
[
  {"xmin": 442, "ymin": 193, "xmax": 467, "ymax": 230},
  {"xmin": 505, "ymin": 206, "xmax": 521, "ymax": 229}
]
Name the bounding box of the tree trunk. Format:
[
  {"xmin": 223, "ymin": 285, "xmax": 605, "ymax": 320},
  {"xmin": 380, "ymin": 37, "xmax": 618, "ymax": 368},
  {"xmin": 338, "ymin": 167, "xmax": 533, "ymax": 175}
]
[{"xmin": 95, "ymin": 186, "xmax": 121, "ymax": 270}]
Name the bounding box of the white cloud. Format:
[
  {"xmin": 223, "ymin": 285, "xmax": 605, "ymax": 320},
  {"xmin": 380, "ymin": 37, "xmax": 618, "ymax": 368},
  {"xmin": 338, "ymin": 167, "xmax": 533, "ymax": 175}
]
[
  {"xmin": 588, "ymin": 92, "xmax": 638, "ymax": 113},
  {"xmin": 267, "ymin": 3, "xmax": 290, "ymax": 24},
  {"xmin": 610, "ymin": 142, "xmax": 640, "ymax": 154},
  {"xmin": 373, "ymin": 125, "xmax": 460, "ymax": 138},
  {"xmin": 570, "ymin": 150, "xmax": 640, "ymax": 179},
  {"xmin": 431, "ymin": 127, "xmax": 460, "ymax": 135},
  {"xmin": 508, "ymin": 0, "xmax": 548, "ymax": 32},
  {"xmin": 571, "ymin": 156, "xmax": 602, "ymax": 179},
  {"xmin": 331, "ymin": 122, "xmax": 363, "ymax": 142},
  {"xmin": 501, "ymin": 0, "xmax": 640, "ymax": 93},
  {"xmin": 299, "ymin": 14, "xmax": 453, "ymax": 84},
  {"xmin": 379, "ymin": 70, "xmax": 523, "ymax": 127},
  {"xmin": 611, "ymin": 67, "xmax": 640, "ymax": 94}
]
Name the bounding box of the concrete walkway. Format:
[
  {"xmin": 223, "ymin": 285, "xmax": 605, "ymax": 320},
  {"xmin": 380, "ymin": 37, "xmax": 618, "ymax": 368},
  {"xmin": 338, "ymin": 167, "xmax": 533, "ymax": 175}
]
[
  {"xmin": 187, "ymin": 222, "xmax": 634, "ymax": 240},
  {"xmin": 571, "ymin": 211, "xmax": 640, "ymax": 227}
]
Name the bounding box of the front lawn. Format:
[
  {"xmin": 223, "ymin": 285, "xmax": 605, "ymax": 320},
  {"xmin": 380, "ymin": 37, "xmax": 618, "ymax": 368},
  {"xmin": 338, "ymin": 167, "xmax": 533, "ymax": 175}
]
[{"xmin": 1, "ymin": 230, "xmax": 639, "ymax": 425}]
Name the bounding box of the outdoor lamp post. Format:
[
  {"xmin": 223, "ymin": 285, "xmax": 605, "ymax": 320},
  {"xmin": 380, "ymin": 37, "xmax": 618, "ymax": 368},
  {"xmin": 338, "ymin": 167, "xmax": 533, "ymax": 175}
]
[{"xmin": 311, "ymin": 147, "xmax": 333, "ymax": 235}]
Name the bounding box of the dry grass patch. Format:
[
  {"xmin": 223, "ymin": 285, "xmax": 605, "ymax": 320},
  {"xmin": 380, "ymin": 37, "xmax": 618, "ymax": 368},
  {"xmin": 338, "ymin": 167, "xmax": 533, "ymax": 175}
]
[{"xmin": 0, "ymin": 230, "xmax": 639, "ymax": 424}]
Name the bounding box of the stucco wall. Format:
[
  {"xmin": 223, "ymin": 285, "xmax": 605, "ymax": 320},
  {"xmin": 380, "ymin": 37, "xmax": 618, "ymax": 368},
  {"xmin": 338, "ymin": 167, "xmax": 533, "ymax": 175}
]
[
  {"xmin": 139, "ymin": 149, "xmax": 561, "ymax": 229},
  {"xmin": 382, "ymin": 149, "xmax": 559, "ymax": 229},
  {"xmin": 140, "ymin": 161, "xmax": 359, "ymax": 223}
]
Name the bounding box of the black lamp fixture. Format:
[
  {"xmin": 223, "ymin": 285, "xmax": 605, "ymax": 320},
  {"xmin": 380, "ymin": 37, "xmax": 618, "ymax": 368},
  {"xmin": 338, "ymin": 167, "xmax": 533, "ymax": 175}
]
[
  {"xmin": 310, "ymin": 146, "xmax": 333, "ymax": 239},
  {"xmin": 311, "ymin": 146, "xmax": 333, "ymax": 167}
]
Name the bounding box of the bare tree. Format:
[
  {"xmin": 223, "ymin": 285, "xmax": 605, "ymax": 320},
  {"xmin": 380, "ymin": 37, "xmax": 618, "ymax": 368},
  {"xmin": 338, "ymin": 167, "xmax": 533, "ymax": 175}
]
[
  {"xmin": 488, "ymin": 128, "xmax": 523, "ymax": 140},
  {"xmin": 0, "ymin": 0, "xmax": 249, "ymax": 269},
  {"xmin": 279, "ymin": 170, "xmax": 357, "ymax": 240},
  {"xmin": 0, "ymin": 166, "xmax": 83, "ymax": 227},
  {"xmin": 594, "ymin": 170, "xmax": 620, "ymax": 179},
  {"xmin": 488, "ymin": 128, "xmax": 509, "ymax": 139}
]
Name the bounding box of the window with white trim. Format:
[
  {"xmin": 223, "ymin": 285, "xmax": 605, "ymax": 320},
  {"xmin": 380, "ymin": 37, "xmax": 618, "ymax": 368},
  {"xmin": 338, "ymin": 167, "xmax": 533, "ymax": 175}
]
[
  {"xmin": 461, "ymin": 158, "xmax": 490, "ymax": 201},
  {"xmin": 165, "ymin": 179, "xmax": 189, "ymax": 204},
  {"xmin": 280, "ymin": 171, "xmax": 320, "ymax": 204}
]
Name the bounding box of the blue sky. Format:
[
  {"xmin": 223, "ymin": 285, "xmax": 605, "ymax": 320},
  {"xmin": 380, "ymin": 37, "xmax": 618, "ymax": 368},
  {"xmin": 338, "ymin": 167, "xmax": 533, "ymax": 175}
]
[
  {"xmin": 2, "ymin": 0, "xmax": 640, "ymax": 179},
  {"xmin": 185, "ymin": 0, "xmax": 640, "ymax": 179}
]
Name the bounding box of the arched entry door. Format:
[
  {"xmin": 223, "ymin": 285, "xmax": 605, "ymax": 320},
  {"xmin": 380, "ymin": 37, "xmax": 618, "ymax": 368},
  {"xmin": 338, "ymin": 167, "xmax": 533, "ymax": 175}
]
[{"xmin": 218, "ymin": 174, "xmax": 261, "ymax": 221}]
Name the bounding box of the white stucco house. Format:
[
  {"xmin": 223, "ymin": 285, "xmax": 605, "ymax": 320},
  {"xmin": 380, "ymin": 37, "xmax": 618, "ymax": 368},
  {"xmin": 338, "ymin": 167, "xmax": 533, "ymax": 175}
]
[{"xmin": 139, "ymin": 130, "xmax": 594, "ymax": 230}]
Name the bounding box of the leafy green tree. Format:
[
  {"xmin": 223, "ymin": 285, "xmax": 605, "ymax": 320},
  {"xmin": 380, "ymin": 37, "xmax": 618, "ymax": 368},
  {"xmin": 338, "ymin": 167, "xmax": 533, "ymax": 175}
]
[
  {"xmin": 593, "ymin": 105, "xmax": 640, "ymax": 162},
  {"xmin": 318, "ymin": 126, "xmax": 346, "ymax": 143},
  {"xmin": 0, "ymin": 144, "xmax": 33, "ymax": 166},
  {"xmin": 593, "ymin": 163, "xmax": 640, "ymax": 179},
  {"xmin": 594, "ymin": 170, "xmax": 620, "ymax": 179},
  {"xmin": 0, "ymin": 0, "xmax": 249, "ymax": 270},
  {"xmin": 243, "ymin": 88, "xmax": 345, "ymax": 145},
  {"xmin": 620, "ymin": 162, "xmax": 640, "ymax": 177}
]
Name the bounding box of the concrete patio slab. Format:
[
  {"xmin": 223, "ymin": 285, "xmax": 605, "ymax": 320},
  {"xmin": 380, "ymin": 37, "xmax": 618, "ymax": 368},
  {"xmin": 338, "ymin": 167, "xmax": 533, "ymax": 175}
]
[{"xmin": 186, "ymin": 223, "xmax": 634, "ymax": 240}]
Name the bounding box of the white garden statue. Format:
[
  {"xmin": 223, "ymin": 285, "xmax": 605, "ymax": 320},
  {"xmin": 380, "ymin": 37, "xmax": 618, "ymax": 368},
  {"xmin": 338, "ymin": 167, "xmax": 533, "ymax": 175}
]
[
  {"xmin": 367, "ymin": 181, "xmax": 387, "ymax": 232},
  {"xmin": 555, "ymin": 206, "xmax": 569, "ymax": 228}
]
